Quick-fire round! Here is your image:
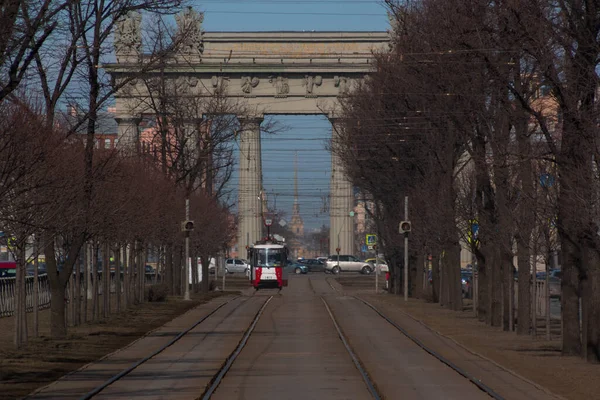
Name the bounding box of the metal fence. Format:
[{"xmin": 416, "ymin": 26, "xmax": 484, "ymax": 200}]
[
  {"xmin": 0, "ymin": 274, "xmax": 52, "ymax": 317},
  {"xmin": 0, "ymin": 273, "xmax": 159, "ymax": 318}
]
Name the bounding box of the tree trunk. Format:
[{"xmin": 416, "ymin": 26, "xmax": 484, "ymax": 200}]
[
  {"xmin": 192, "ymin": 253, "xmax": 198, "ymax": 293},
  {"xmin": 33, "ymin": 240, "xmax": 39, "ymax": 337},
  {"xmin": 83, "ymin": 243, "xmax": 89, "ymax": 323},
  {"xmin": 102, "ymin": 243, "xmax": 109, "ymax": 319},
  {"xmin": 586, "ymin": 268, "xmax": 600, "ymax": 362},
  {"xmin": 409, "ymin": 253, "xmax": 417, "ymax": 298},
  {"xmin": 446, "ymin": 243, "xmax": 462, "ymax": 311},
  {"xmin": 173, "ymin": 246, "xmax": 182, "ymax": 296},
  {"xmin": 68, "ymin": 269, "xmax": 74, "ymax": 326},
  {"xmin": 92, "ymin": 244, "xmax": 99, "ymax": 321},
  {"xmin": 126, "ymin": 243, "xmax": 133, "ymax": 306},
  {"xmin": 491, "ymin": 248, "xmax": 502, "ymax": 326},
  {"xmin": 516, "ymin": 236, "xmax": 532, "ymax": 334},
  {"xmin": 115, "ymin": 246, "xmax": 121, "ymax": 313},
  {"xmin": 166, "ymin": 244, "xmax": 173, "ymax": 294},
  {"xmin": 201, "ymin": 254, "xmax": 210, "ymax": 293},
  {"xmin": 560, "ymin": 238, "xmax": 581, "ymax": 355},
  {"xmin": 75, "ymin": 251, "xmax": 81, "ymax": 326},
  {"xmin": 415, "ymin": 253, "xmax": 424, "ymax": 299},
  {"xmin": 431, "ymin": 253, "xmax": 440, "ymax": 303},
  {"xmin": 139, "ymin": 247, "xmax": 146, "ymax": 303},
  {"xmin": 502, "ymin": 255, "xmax": 512, "ymax": 331}
]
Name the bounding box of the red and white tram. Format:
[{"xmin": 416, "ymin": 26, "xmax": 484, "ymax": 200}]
[{"xmin": 247, "ymin": 239, "xmax": 289, "ymax": 290}]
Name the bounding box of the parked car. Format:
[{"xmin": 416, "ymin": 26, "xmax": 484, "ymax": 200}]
[
  {"xmin": 325, "ymin": 255, "xmax": 374, "ymax": 274},
  {"xmin": 364, "ymin": 258, "xmax": 389, "ymax": 273},
  {"xmin": 299, "ymin": 258, "xmax": 326, "ymax": 272},
  {"xmin": 225, "ymin": 258, "xmax": 249, "ymax": 274},
  {"xmin": 287, "ymin": 262, "xmax": 308, "ymax": 275},
  {"xmin": 26, "ymin": 262, "xmax": 47, "ymax": 276}
]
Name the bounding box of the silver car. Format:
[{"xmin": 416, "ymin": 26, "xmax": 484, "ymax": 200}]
[
  {"xmin": 325, "ymin": 255, "xmax": 374, "ymax": 275},
  {"xmin": 225, "ymin": 258, "xmax": 249, "ymax": 274}
]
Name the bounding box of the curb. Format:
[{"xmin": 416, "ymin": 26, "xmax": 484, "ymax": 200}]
[
  {"xmin": 22, "ymin": 295, "xmax": 235, "ymax": 399},
  {"xmin": 362, "ymin": 295, "xmax": 568, "ymax": 400}
]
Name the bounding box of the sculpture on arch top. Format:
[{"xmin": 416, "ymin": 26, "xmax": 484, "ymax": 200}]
[
  {"xmin": 175, "ymin": 7, "xmax": 205, "ymax": 59},
  {"xmin": 114, "ymin": 11, "xmax": 142, "ymax": 63}
]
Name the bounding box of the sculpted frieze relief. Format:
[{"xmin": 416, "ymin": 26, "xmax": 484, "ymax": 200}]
[
  {"xmin": 270, "ymin": 76, "xmax": 289, "ymax": 97},
  {"xmin": 241, "ymin": 76, "xmax": 260, "ymax": 96},
  {"xmin": 334, "ymin": 76, "xmax": 350, "ymax": 96},
  {"xmin": 212, "ymin": 76, "xmax": 230, "ymax": 91},
  {"xmin": 303, "ymin": 75, "xmax": 322, "ymax": 97}
]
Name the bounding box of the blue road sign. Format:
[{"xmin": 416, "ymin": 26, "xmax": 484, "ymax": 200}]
[
  {"xmin": 366, "ymin": 234, "xmax": 377, "ymax": 246},
  {"xmin": 361, "ymin": 245, "xmax": 368, "ymax": 253}
]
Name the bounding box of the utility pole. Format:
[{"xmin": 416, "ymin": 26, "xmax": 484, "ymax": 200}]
[
  {"xmin": 404, "ymin": 196, "xmax": 409, "ymax": 301},
  {"xmin": 184, "ymin": 198, "xmax": 190, "ymax": 301},
  {"xmin": 375, "ymin": 244, "xmax": 379, "ymax": 293}
]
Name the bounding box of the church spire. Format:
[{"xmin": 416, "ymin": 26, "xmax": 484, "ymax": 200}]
[{"xmin": 293, "ymin": 151, "xmax": 299, "ymax": 209}]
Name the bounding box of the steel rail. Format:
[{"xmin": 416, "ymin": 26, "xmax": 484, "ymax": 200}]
[
  {"xmin": 79, "ymin": 296, "xmax": 241, "ymax": 400},
  {"xmin": 354, "ymin": 296, "xmax": 504, "ymax": 400},
  {"xmin": 320, "ymin": 296, "xmax": 382, "ymax": 400},
  {"xmin": 200, "ymin": 295, "xmax": 274, "ymax": 399}
]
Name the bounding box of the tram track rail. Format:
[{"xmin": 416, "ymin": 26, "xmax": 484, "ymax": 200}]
[
  {"xmin": 320, "ymin": 295, "xmax": 382, "ymax": 400},
  {"xmin": 199, "ymin": 295, "xmax": 273, "ymax": 399},
  {"xmin": 325, "ymin": 275, "xmax": 503, "ymax": 399},
  {"xmin": 78, "ymin": 295, "xmax": 243, "ymax": 400},
  {"xmin": 353, "ymin": 297, "xmax": 504, "ymax": 400}
]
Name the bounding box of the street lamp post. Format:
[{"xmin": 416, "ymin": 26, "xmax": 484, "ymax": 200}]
[{"xmin": 184, "ymin": 198, "xmax": 190, "ymax": 301}]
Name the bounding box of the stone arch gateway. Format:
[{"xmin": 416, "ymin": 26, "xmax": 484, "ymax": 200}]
[{"xmin": 105, "ymin": 10, "xmax": 390, "ymax": 256}]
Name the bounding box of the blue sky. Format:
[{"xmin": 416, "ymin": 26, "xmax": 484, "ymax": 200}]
[{"xmin": 193, "ymin": 0, "xmax": 389, "ymax": 231}]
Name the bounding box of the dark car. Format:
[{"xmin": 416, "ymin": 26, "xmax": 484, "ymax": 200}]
[
  {"xmin": 26, "ymin": 262, "xmax": 48, "ymax": 276},
  {"xmin": 287, "ymin": 262, "xmax": 308, "ymax": 275},
  {"xmin": 300, "ymin": 258, "xmax": 326, "ymax": 272}
]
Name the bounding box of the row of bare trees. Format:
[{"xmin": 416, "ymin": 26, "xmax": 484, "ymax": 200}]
[
  {"xmin": 1, "ymin": 1, "xmax": 238, "ymax": 348},
  {"xmin": 334, "ymin": 0, "xmax": 600, "ymax": 362}
]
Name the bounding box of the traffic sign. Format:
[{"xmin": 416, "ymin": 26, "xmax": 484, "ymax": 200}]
[
  {"xmin": 265, "ymin": 218, "xmax": 273, "ymax": 226},
  {"xmin": 336, "ymin": 247, "xmax": 340, "ymax": 253},
  {"xmin": 361, "ymin": 245, "xmax": 368, "ymax": 252},
  {"xmin": 366, "ymin": 234, "xmax": 377, "ymax": 246},
  {"xmin": 368, "ymin": 245, "xmax": 373, "ymax": 250}
]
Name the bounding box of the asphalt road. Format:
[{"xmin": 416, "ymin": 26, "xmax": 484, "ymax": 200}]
[{"xmin": 29, "ymin": 274, "xmax": 562, "ymax": 400}]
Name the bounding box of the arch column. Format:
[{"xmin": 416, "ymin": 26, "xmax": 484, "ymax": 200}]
[
  {"xmin": 329, "ymin": 118, "xmax": 354, "ymax": 255},
  {"xmin": 115, "ymin": 115, "xmax": 141, "ymax": 152},
  {"xmin": 237, "ymin": 116, "xmax": 264, "ymax": 256}
]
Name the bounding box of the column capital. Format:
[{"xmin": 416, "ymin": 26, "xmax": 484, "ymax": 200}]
[
  {"xmin": 114, "ymin": 115, "xmax": 141, "ymax": 125},
  {"xmin": 237, "ymin": 114, "xmax": 264, "ymax": 125}
]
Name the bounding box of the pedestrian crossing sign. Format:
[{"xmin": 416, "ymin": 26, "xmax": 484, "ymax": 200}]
[{"xmin": 366, "ymin": 234, "xmax": 377, "ymax": 246}]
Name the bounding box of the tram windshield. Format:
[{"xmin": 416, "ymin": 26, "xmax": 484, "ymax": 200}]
[{"xmin": 256, "ymin": 248, "xmax": 285, "ymax": 267}]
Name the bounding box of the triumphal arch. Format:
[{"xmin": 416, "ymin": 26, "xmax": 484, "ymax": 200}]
[{"xmin": 105, "ymin": 7, "xmax": 389, "ymax": 255}]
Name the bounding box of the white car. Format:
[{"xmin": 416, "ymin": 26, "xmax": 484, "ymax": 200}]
[
  {"xmin": 325, "ymin": 255, "xmax": 375, "ymax": 274},
  {"xmin": 365, "ymin": 258, "xmax": 389, "ymax": 273},
  {"xmin": 225, "ymin": 258, "xmax": 249, "ymax": 274}
]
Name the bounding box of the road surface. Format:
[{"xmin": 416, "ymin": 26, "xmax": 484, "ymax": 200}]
[{"xmin": 28, "ymin": 274, "xmax": 562, "ymax": 400}]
